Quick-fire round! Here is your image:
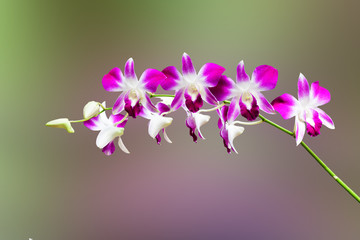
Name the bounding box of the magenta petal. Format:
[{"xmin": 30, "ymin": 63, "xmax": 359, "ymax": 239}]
[
  {"xmin": 220, "ymin": 128, "xmax": 231, "ymax": 154},
  {"xmin": 209, "ymin": 75, "xmax": 235, "ymax": 101},
  {"xmin": 102, "ymin": 67, "xmax": 124, "ymax": 92},
  {"xmin": 124, "ymin": 58, "xmax": 137, "ymax": 79},
  {"xmin": 239, "ymin": 94, "xmax": 259, "ymax": 121},
  {"xmin": 155, "ymin": 133, "xmax": 161, "ymax": 145},
  {"xmin": 112, "ymin": 92, "xmax": 126, "ymax": 115},
  {"xmin": 310, "ymin": 81, "xmax": 331, "ymax": 107},
  {"xmin": 109, "ymin": 114, "xmax": 127, "ymax": 127},
  {"xmin": 182, "ymin": 53, "xmax": 196, "ymax": 75},
  {"xmin": 252, "ymin": 65, "xmax": 278, "ymax": 91},
  {"xmin": 315, "ymin": 108, "xmax": 335, "ymax": 129},
  {"xmin": 142, "ymin": 94, "xmax": 157, "ymax": 113},
  {"xmin": 140, "ymin": 69, "xmax": 166, "ymax": 92},
  {"xmin": 84, "ymin": 115, "xmax": 102, "ymax": 131},
  {"xmin": 157, "ymin": 102, "xmax": 171, "ymax": 114},
  {"xmin": 185, "ymin": 115, "xmax": 197, "ymax": 142},
  {"xmin": 298, "ymin": 73, "xmax": 310, "ymax": 102},
  {"xmin": 161, "ymin": 66, "xmax": 182, "ymax": 91},
  {"xmin": 170, "ymin": 89, "xmax": 185, "ymax": 111},
  {"xmin": 227, "ymin": 97, "xmax": 240, "ymax": 122},
  {"xmin": 102, "ymin": 141, "xmax": 116, "ymax": 156},
  {"xmin": 185, "ymin": 92, "xmax": 203, "ymax": 113},
  {"xmin": 124, "ymin": 96, "xmax": 142, "ymax": 118},
  {"xmin": 198, "ymin": 63, "xmax": 226, "ymax": 87},
  {"xmin": 272, "ymin": 93, "xmax": 300, "ymax": 119},
  {"xmin": 236, "ymin": 61, "xmax": 250, "ymax": 84},
  {"xmin": 202, "ymin": 87, "xmax": 218, "ymax": 105},
  {"xmin": 306, "ymin": 110, "xmax": 322, "ymax": 137},
  {"xmin": 217, "ymin": 105, "xmax": 228, "ymax": 129},
  {"xmin": 256, "ymin": 92, "xmax": 275, "ymax": 114}
]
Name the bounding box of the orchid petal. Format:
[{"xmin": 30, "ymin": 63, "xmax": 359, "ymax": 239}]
[
  {"xmin": 142, "ymin": 94, "xmax": 157, "ymax": 113},
  {"xmin": 298, "ymin": 73, "xmax": 310, "ymax": 102},
  {"xmin": 254, "ymin": 92, "xmax": 275, "ymax": 114},
  {"xmin": 193, "ymin": 112, "xmax": 210, "ymax": 139},
  {"xmin": 198, "ymin": 63, "xmax": 226, "ymax": 87},
  {"xmin": 124, "ymin": 58, "xmax": 137, "ymax": 79},
  {"xmin": 148, "ymin": 115, "xmax": 173, "ymax": 139},
  {"xmin": 315, "ymin": 107, "xmax": 335, "ymax": 129},
  {"xmin": 161, "ymin": 66, "xmax": 182, "ymax": 91},
  {"xmin": 171, "ymin": 89, "xmax": 185, "ymax": 111},
  {"xmin": 209, "ymin": 75, "xmax": 235, "ymax": 101},
  {"xmin": 295, "ymin": 117, "xmax": 306, "ymax": 146},
  {"xmin": 156, "ymin": 102, "xmax": 171, "ymax": 114},
  {"xmin": 252, "ymin": 65, "xmax": 278, "ymax": 91},
  {"xmin": 109, "ymin": 114, "xmax": 127, "ymax": 128},
  {"xmin": 163, "ymin": 129, "xmax": 172, "ymax": 143},
  {"xmin": 184, "ymin": 91, "xmax": 203, "ymax": 113},
  {"xmin": 310, "ymin": 81, "xmax": 331, "ymax": 107},
  {"xmin": 112, "ymin": 92, "xmax": 126, "ymax": 115},
  {"xmin": 96, "ymin": 126, "xmax": 124, "ymax": 149},
  {"xmin": 272, "ymin": 93, "xmax": 300, "ymax": 119},
  {"xmin": 118, "ymin": 137, "xmax": 130, "ymax": 154},
  {"xmin": 227, "ymin": 124, "xmax": 245, "ymax": 154},
  {"xmin": 139, "ymin": 69, "xmax": 166, "ymax": 93},
  {"xmin": 102, "ymin": 67, "xmax": 124, "ymax": 92},
  {"xmin": 102, "ymin": 141, "xmax": 116, "ymax": 156},
  {"xmin": 200, "ymin": 87, "xmax": 218, "ymax": 105},
  {"xmin": 182, "ymin": 53, "xmax": 196, "ymax": 75},
  {"xmin": 227, "ymin": 96, "xmax": 240, "ymax": 122},
  {"xmin": 306, "ymin": 109, "xmax": 322, "ymax": 137},
  {"xmin": 239, "ymin": 93, "xmax": 259, "ymax": 121},
  {"xmin": 236, "ymin": 60, "xmax": 250, "ymax": 84}
]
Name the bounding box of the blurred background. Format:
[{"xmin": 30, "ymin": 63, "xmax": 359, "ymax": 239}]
[{"xmin": 1, "ymin": 0, "xmax": 360, "ymax": 239}]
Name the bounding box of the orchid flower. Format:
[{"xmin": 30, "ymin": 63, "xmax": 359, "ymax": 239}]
[
  {"xmin": 84, "ymin": 102, "xmax": 129, "ymax": 155},
  {"xmin": 185, "ymin": 108, "xmax": 211, "ymax": 142},
  {"xmin": 161, "ymin": 53, "xmax": 225, "ymax": 113},
  {"xmin": 210, "ymin": 61, "xmax": 278, "ymax": 121},
  {"xmin": 102, "ymin": 58, "xmax": 167, "ymax": 118},
  {"xmin": 140, "ymin": 102, "xmax": 173, "ymax": 144},
  {"xmin": 217, "ymin": 104, "xmax": 245, "ymax": 154},
  {"xmin": 272, "ymin": 73, "xmax": 335, "ymax": 145}
]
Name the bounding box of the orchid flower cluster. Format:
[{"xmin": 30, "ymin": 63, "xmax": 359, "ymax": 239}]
[
  {"xmin": 46, "ymin": 53, "xmax": 360, "ymax": 203},
  {"xmin": 47, "ymin": 53, "xmax": 334, "ymax": 155}
]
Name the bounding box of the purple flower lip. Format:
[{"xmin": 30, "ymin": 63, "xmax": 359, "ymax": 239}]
[
  {"xmin": 161, "ymin": 53, "xmax": 225, "ymax": 112},
  {"xmin": 272, "ymin": 73, "xmax": 334, "ymax": 145}
]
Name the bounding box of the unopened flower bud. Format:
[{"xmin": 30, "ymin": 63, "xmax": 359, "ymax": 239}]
[
  {"xmin": 46, "ymin": 118, "xmax": 75, "ymax": 133},
  {"xmin": 83, "ymin": 101, "xmax": 101, "ymax": 119}
]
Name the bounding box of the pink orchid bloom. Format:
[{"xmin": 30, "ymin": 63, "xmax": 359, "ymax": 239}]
[
  {"xmin": 102, "ymin": 58, "xmax": 167, "ymax": 118},
  {"xmin": 272, "ymin": 73, "xmax": 335, "ymax": 145},
  {"xmin": 161, "ymin": 53, "xmax": 225, "ymax": 113},
  {"xmin": 210, "ymin": 61, "xmax": 278, "ymax": 121}
]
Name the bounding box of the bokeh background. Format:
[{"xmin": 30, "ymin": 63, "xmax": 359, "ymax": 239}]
[{"xmin": 1, "ymin": 0, "xmax": 360, "ymax": 239}]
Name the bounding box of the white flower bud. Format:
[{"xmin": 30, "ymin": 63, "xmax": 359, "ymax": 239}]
[
  {"xmin": 83, "ymin": 101, "xmax": 101, "ymax": 119},
  {"xmin": 46, "ymin": 118, "xmax": 75, "ymax": 133}
]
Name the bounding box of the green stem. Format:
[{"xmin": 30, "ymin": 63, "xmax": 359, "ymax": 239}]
[
  {"xmin": 149, "ymin": 93, "xmax": 175, "ymax": 98},
  {"xmin": 259, "ymin": 114, "xmax": 360, "ymax": 203}
]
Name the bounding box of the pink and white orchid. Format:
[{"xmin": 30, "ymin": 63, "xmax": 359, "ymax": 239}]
[
  {"xmin": 140, "ymin": 102, "xmax": 173, "ymax": 144},
  {"xmin": 185, "ymin": 109, "xmax": 211, "ymax": 142},
  {"xmin": 210, "ymin": 61, "xmax": 278, "ymax": 121},
  {"xmin": 84, "ymin": 102, "xmax": 129, "ymax": 155},
  {"xmin": 272, "ymin": 73, "xmax": 335, "ymax": 145},
  {"xmin": 161, "ymin": 53, "xmax": 226, "ymax": 113},
  {"xmin": 217, "ymin": 105, "xmax": 245, "ymax": 154},
  {"xmin": 102, "ymin": 58, "xmax": 167, "ymax": 118}
]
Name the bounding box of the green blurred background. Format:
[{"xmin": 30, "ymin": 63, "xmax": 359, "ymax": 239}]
[{"xmin": 1, "ymin": 0, "xmax": 360, "ymax": 239}]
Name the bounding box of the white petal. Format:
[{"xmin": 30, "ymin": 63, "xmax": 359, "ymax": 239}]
[
  {"xmin": 96, "ymin": 126, "xmax": 124, "ymax": 149},
  {"xmin": 295, "ymin": 116, "xmax": 305, "ymax": 146},
  {"xmin": 118, "ymin": 137, "xmax": 130, "ymax": 154},
  {"xmin": 193, "ymin": 112, "xmax": 210, "ymax": 139},
  {"xmin": 148, "ymin": 115, "xmax": 173, "ymax": 139},
  {"xmin": 227, "ymin": 124, "xmax": 245, "ymax": 154},
  {"xmin": 163, "ymin": 129, "xmax": 172, "ymax": 143}
]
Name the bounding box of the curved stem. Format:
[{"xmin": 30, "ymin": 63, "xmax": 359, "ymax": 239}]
[{"xmin": 259, "ymin": 114, "xmax": 360, "ymax": 203}]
